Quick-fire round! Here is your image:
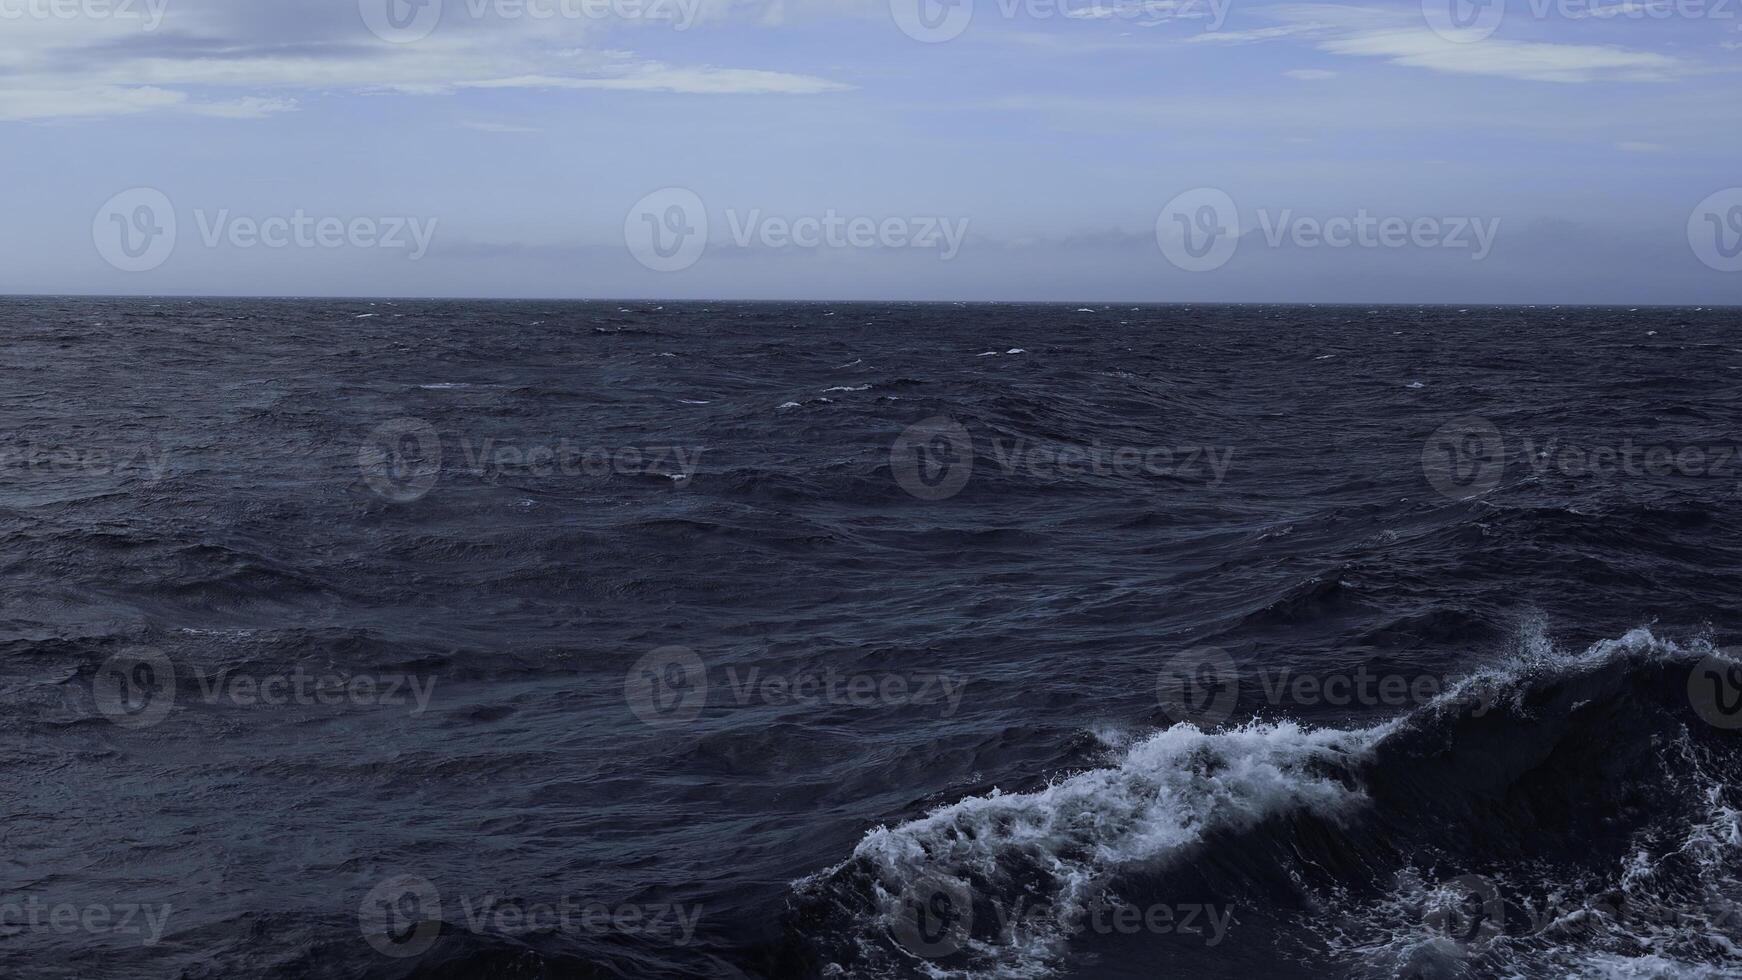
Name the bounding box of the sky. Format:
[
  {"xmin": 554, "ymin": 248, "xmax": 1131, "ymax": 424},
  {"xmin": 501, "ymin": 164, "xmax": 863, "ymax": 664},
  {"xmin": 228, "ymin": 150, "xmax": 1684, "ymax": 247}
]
[{"xmin": 2, "ymin": 0, "xmax": 1740, "ymax": 301}]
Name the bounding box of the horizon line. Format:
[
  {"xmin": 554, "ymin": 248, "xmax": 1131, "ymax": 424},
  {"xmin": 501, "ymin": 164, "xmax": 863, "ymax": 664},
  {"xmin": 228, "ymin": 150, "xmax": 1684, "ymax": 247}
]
[{"xmin": 3, "ymin": 294, "xmax": 1738, "ymax": 309}]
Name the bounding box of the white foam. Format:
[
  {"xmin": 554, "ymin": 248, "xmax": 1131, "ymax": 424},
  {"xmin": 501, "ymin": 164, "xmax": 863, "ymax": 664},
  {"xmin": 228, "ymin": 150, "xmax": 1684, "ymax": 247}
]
[
  {"xmin": 1310, "ymin": 626, "xmax": 1742, "ymax": 979},
  {"xmin": 1574, "ymin": 954, "xmax": 1729, "ymax": 979},
  {"xmin": 822, "ymin": 721, "xmax": 1372, "ymax": 977},
  {"xmin": 814, "ymin": 626, "xmax": 1737, "ymax": 978}
]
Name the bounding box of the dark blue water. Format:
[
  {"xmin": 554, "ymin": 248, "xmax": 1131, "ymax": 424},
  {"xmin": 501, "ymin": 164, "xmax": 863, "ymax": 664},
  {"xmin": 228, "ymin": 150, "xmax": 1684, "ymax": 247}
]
[{"xmin": 5, "ymin": 298, "xmax": 1742, "ymax": 979}]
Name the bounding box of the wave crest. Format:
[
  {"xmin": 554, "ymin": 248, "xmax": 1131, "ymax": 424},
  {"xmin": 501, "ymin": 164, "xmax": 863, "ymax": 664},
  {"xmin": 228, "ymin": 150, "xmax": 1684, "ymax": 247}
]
[{"xmin": 786, "ymin": 628, "xmax": 1742, "ymax": 979}]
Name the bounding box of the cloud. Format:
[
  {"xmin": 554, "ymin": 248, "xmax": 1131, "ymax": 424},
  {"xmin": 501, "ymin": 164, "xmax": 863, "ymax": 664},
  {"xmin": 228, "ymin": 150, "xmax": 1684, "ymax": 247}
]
[
  {"xmin": 1565, "ymin": 0, "xmax": 1668, "ymax": 17},
  {"xmin": 0, "ymin": 84, "xmax": 297, "ymax": 122},
  {"xmin": 1188, "ymin": 23, "xmax": 1326, "ymax": 43},
  {"xmin": 1205, "ymin": 4, "xmax": 1690, "ymax": 84},
  {"xmin": 1318, "ymin": 28, "xmax": 1684, "ymax": 83},
  {"xmin": 1060, "ymin": 0, "xmax": 1221, "ymax": 23},
  {"xmin": 459, "ymin": 66, "xmax": 851, "ymax": 94},
  {"xmin": 459, "ymin": 120, "xmax": 544, "ymax": 133},
  {"xmin": 0, "ymin": 1, "xmax": 848, "ymax": 122}
]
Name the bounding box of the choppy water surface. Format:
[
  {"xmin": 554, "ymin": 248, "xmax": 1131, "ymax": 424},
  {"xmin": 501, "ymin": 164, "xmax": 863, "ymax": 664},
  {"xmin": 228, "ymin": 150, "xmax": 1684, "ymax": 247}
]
[{"xmin": 5, "ymin": 298, "xmax": 1742, "ymax": 979}]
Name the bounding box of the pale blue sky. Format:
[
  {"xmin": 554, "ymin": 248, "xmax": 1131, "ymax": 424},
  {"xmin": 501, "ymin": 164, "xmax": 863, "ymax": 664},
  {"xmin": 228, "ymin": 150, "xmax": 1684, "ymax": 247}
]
[{"xmin": 3, "ymin": 0, "xmax": 1740, "ymax": 300}]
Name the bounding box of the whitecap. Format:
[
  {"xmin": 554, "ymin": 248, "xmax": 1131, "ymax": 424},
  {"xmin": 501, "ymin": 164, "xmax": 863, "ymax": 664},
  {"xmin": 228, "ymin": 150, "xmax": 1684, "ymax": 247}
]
[
  {"xmin": 803, "ymin": 721, "xmax": 1370, "ymax": 977},
  {"xmin": 804, "ymin": 627, "xmax": 1735, "ymax": 979}
]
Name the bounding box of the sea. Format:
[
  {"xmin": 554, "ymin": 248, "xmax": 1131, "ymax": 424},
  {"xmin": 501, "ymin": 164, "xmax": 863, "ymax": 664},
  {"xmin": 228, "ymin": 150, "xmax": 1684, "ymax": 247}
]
[{"xmin": 5, "ymin": 297, "xmax": 1742, "ymax": 979}]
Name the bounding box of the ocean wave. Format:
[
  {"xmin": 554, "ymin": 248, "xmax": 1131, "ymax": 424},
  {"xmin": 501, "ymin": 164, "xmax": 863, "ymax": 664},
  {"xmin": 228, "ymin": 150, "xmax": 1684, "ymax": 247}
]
[{"xmin": 786, "ymin": 628, "xmax": 1742, "ymax": 978}]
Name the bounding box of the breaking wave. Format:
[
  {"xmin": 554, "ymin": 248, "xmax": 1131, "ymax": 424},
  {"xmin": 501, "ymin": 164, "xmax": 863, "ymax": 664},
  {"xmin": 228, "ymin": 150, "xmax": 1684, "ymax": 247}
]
[{"xmin": 785, "ymin": 629, "xmax": 1742, "ymax": 979}]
